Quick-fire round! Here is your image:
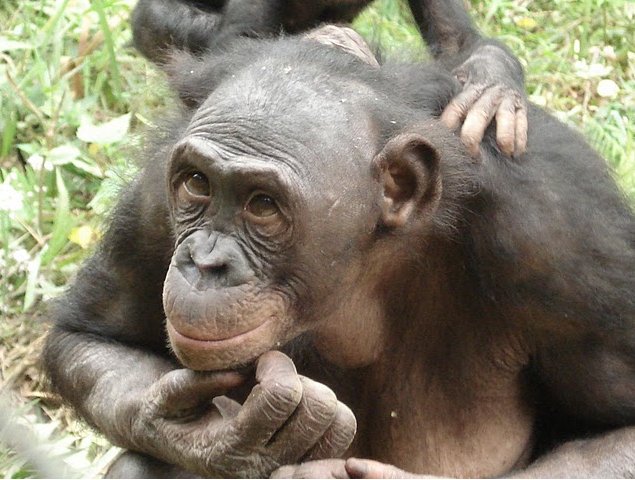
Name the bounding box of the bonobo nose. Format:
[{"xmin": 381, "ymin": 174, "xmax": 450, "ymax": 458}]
[
  {"xmin": 175, "ymin": 231, "xmax": 254, "ymax": 288},
  {"xmin": 191, "ymin": 246, "xmax": 230, "ymax": 276}
]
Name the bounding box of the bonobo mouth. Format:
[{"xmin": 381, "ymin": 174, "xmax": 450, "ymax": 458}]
[
  {"xmin": 162, "ymin": 260, "xmax": 297, "ymax": 370},
  {"xmin": 166, "ymin": 316, "xmax": 273, "ymax": 351},
  {"xmin": 165, "ymin": 310, "xmax": 294, "ymax": 371}
]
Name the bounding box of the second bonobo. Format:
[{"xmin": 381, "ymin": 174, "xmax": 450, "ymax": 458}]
[{"xmin": 131, "ymin": 0, "xmax": 528, "ymax": 158}]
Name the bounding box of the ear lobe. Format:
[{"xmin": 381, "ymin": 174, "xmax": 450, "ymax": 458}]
[{"xmin": 373, "ymin": 133, "xmax": 442, "ymax": 228}]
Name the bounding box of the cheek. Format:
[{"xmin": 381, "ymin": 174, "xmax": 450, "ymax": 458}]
[{"xmin": 162, "ymin": 264, "xmax": 300, "ymax": 370}]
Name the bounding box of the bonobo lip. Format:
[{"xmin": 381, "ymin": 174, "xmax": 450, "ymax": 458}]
[{"xmin": 166, "ymin": 317, "xmax": 273, "ymax": 349}]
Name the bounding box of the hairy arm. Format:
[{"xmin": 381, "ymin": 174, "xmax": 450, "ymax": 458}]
[{"xmin": 131, "ymin": 0, "xmax": 223, "ymax": 63}]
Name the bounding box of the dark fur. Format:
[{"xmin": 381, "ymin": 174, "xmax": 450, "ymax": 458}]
[
  {"xmin": 44, "ymin": 35, "xmax": 635, "ymax": 477},
  {"xmin": 131, "ymin": 0, "xmax": 487, "ymax": 68}
]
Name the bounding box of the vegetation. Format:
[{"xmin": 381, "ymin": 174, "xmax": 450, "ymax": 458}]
[{"xmin": 0, "ymin": 0, "xmax": 633, "ymax": 476}]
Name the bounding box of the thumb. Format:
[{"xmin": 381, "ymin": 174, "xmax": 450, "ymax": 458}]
[{"xmin": 149, "ymin": 369, "xmax": 243, "ymax": 417}]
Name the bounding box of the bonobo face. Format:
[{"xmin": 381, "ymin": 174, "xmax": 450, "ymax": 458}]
[{"xmin": 162, "ymin": 67, "xmax": 381, "ymax": 371}]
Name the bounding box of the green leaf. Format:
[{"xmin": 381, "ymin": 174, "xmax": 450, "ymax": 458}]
[
  {"xmin": 70, "ymin": 158, "xmax": 103, "ymax": 178},
  {"xmin": 76, "ymin": 113, "xmax": 131, "ymax": 145},
  {"xmin": 40, "ymin": 169, "xmax": 74, "ymax": 267},
  {"xmin": 47, "ymin": 144, "xmax": 81, "ymax": 165},
  {"xmin": 22, "ymin": 254, "xmax": 41, "ymax": 312},
  {"xmin": 0, "ymin": 37, "xmax": 32, "ymax": 52}
]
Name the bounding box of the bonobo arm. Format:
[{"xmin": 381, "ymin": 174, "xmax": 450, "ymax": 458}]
[
  {"xmin": 271, "ymin": 431, "xmax": 635, "ymax": 479},
  {"xmin": 131, "ymin": 0, "xmax": 223, "ymax": 63},
  {"xmin": 512, "ymin": 427, "xmax": 635, "ymax": 478},
  {"xmin": 211, "ymin": 0, "xmax": 286, "ymax": 44},
  {"xmin": 408, "ymin": 0, "xmax": 527, "ymax": 157}
]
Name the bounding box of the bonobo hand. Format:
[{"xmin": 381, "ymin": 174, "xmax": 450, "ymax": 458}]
[
  {"xmin": 441, "ymin": 43, "xmax": 528, "ymax": 159},
  {"xmin": 271, "ymin": 458, "xmax": 425, "ymax": 479},
  {"xmin": 124, "ymin": 351, "xmax": 356, "ymax": 478}
]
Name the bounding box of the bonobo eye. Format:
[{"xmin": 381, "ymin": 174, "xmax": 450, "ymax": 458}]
[
  {"xmin": 177, "ymin": 171, "xmax": 211, "ymax": 204},
  {"xmin": 245, "ymin": 194, "xmax": 279, "ymax": 218}
]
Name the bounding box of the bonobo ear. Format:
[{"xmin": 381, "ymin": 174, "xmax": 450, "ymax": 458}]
[
  {"xmin": 373, "ymin": 133, "xmax": 442, "ymax": 228},
  {"xmin": 304, "ymin": 25, "xmax": 380, "ymax": 68}
]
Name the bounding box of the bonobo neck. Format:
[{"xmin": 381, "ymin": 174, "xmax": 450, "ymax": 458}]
[
  {"xmin": 380, "ymin": 234, "xmax": 480, "ymax": 353},
  {"xmin": 350, "ymin": 236, "xmax": 535, "ymax": 475},
  {"xmin": 374, "ymin": 233, "xmax": 527, "ymax": 382}
]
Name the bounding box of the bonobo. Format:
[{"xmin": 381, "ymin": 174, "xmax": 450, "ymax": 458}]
[
  {"xmin": 43, "ymin": 27, "xmax": 635, "ymax": 478},
  {"xmin": 131, "ymin": 0, "xmax": 528, "ymax": 157}
]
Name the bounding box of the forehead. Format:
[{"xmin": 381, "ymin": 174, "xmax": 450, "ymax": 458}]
[{"xmin": 184, "ymin": 60, "xmax": 378, "ymax": 174}]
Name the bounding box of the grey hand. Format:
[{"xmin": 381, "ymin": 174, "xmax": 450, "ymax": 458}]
[{"xmin": 441, "ymin": 44, "xmax": 528, "ymax": 159}]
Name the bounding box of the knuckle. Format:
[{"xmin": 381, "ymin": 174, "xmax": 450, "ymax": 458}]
[
  {"xmin": 334, "ymin": 402, "xmax": 357, "ymax": 434},
  {"xmin": 497, "ymin": 129, "xmax": 514, "ymax": 144},
  {"xmin": 499, "ymin": 98, "xmax": 517, "ymax": 114},
  {"xmin": 138, "ymin": 394, "xmax": 161, "ymax": 421},
  {"xmin": 445, "ymin": 102, "xmax": 465, "ymax": 118},
  {"xmin": 455, "ymin": 97, "xmax": 475, "ymax": 113},
  {"xmin": 488, "ymin": 83, "xmax": 506, "ymax": 95},
  {"xmin": 473, "ymin": 107, "xmax": 492, "ymax": 122},
  {"xmin": 466, "ymin": 83, "xmax": 488, "ymax": 97},
  {"xmin": 300, "ymin": 378, "xmax": 338, "ymax": 421},
  {"xmin": 261, "ymin": 376, "xmax": 303, "ymax": 408},
  {"xmin": 462, "ymin": 136, "xmax": 478, "ymax": 150},
  {"xmin": 461, "ymin": 125, "xmax": 480, "ymax": 144}
]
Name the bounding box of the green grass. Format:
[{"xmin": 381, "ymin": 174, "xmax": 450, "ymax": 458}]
[{"xmin": 0, "ymin": 0, "xmax": 633, "ymax": 476}]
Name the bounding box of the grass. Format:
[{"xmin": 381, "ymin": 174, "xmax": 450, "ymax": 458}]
[{"xmin": 0, "ymin": 0, "xmax": 633, "ymax": 476}]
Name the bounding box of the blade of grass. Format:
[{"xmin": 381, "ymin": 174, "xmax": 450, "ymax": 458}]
[
  {"xmin": 91, "ymin": 0, "xmax": 123, "ymax": 94},
  {"xmin": 1, "ymin": 110, "xmax": 17, "ymax": 158},
  {"xmin": 40, "ymin": 168, "xmax": 73, "ymax": 267},
  {"xmin": 22, "ymin": 253, "xmax": 41, "ymax": 312},
  {"xmin": 40, "ymin": 0, "xmax": 72, "ymax": 42}
]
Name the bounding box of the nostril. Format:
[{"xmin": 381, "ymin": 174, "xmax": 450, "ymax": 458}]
[
  {"xmin": 199, "ymin": 262, "xmax": 229, "ymax": 276},
  {"xmin": 192, "ymin": 254, "xmax": 230, "ymax": 274}
]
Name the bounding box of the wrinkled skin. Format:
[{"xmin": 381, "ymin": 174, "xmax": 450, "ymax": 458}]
[
  {"xmin": 44, "ymin": 26, "xmax": 635, "ymax": 480},
  {"xmin": 440, "ymin": 44, "xmax": 527, "ymax": 158},
  {"xmin": 120, "ymin": 352, "xmax": 355, "ymax": 477},
  {"xmin": 131, "ymin": 0, "xmax": 527, "ymax": 157},
  {"xmin": 272, "ymin": 428, "xmax": 635, "ymax": 479}
]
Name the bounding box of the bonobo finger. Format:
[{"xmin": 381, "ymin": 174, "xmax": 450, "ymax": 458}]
[
  {"xmin": 440, "ymin": 85, "xmax": 484, "ymax": 131},
  {"xmin": 232, "ymin": 351, "xmax": 303, "ymax": 444},
  {"xmin": 212, "ymin": 395, "xmax": 242, "ymax": 419},
  {"xmin": 149, "ymin": 369, "xmax": 243, "ymax": 418},
  {"xmin": 271, "ymin": 459, "xmax": 349, "ymax": 479},
  {"xmin": 255, "ymin": 351, "xmax": 299, "ymax": 383},
  {"xmin": 461, "ymin": 87, "xmax": 503, "ymax": 158},
  {"xmin": 514, "ymin": 104, "xmax": 528, "ymax": 157},
  {"xmin": 304, "ymin": 401, "xmax": 356, "ymax": 461},
  {"xmin": 268, "ymin": 376, "xmax": 339, "ymax": 464},
  {"xmin": 345, "ymin": 458, "xmax": 421, "ymax": 479},
  {"xmin": 495, "ymin": 97, "xmax": 517, "ymax": 158}
]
